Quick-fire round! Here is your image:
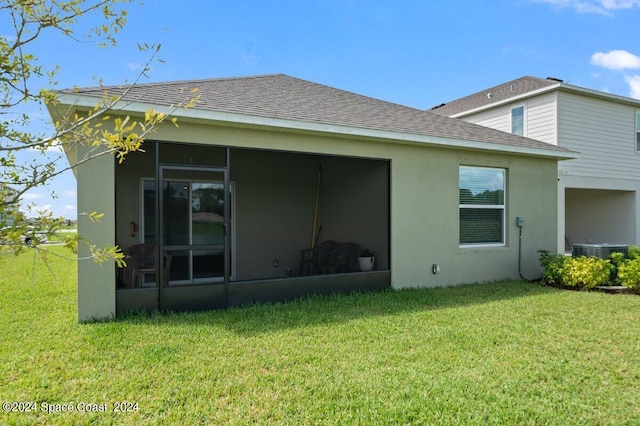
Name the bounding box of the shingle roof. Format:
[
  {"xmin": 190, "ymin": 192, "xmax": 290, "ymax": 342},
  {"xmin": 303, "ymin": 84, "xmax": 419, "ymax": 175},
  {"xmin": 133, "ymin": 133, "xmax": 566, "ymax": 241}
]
[
  {"xmin": 430, "ymin": 76, "xmax": 560, "ymax": 117},
  {"xmin": 63, "ymin": 74, "xmax": 571, "ymax": 155}
]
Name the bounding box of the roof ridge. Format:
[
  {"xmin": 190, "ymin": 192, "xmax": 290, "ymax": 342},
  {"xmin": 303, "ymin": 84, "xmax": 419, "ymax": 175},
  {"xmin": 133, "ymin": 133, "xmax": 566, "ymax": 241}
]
[
  {"xmin": 285, "ymin": 75, "xmax": 428, "ymax": 114},
  {"xmin": 65, "ymin": 73, "xmax": 430, "ymax": 115},
  {"xmin": 440, "ymin": 76, "xmax": 556, "ymax": 105},
  {"xmin": 430, "ymin": 75, "xmax": 560, "ymax": 115},
  {"xmin": 65, "ymin": 73, "xmax": 288, "ymax": 93}
]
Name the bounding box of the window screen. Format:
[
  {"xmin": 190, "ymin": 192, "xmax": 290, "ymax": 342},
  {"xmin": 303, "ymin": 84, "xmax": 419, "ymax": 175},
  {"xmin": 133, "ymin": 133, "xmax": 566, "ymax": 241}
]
[
  {"xmin": 459, "ymin": 166, "xmax": 506, "ymax": 245},
  {"xmin": 511, "ymin": 106, "xmax": 524, "ymax": 136}
]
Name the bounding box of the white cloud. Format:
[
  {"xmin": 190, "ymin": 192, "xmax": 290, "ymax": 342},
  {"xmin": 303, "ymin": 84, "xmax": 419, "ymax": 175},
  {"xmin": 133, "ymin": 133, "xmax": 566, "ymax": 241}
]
[
  {"xmin": 27, "ymin": 138, "xmax": 65, "ymax": 153},
  {"xmin": 591, "ymin": 50, "xmax": 640, "ymax": 70},
  {"xmin": 64, "ymin": 190, "xmax": 76, "ymax": 198},
  {"xmin": 624, "ymin": 75, "xmax": 640, "ymax": 98},
  {"xmin": 128, "ymin": 62, "xmax": 144, "ymax": 71},
  {"xmin": 62, "ymin": 204, "xmax": 76, "ymax": 213},
  {"xmin": 21, "ymin": 192, "xmax": 44, "ymax": 201},
  {"xmin": 533, "ymin": 0, "xmax": 640, "ymax": 14},
  {"xmin": 600, "ymin": 0, "xmax": 640, "ymax": 8},
  {"xmin": 590, "ymin": 50, "xmax": 640, "ymax": 98},
  {"xmin": 46, "ymin": 141, "xmax": 65, "ymax": 153}
]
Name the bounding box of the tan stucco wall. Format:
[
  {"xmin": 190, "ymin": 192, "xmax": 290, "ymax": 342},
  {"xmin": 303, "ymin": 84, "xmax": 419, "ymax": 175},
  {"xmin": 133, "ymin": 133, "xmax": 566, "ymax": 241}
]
[
  {"xmin": 391, "ymin": 147, "xmax": 557, "ymax": 287},
  {"xmin": 79, "ymin": 119, "xmax": 559, "ymax": 319},
  {"xmin": 76, "ymin": 143, "xmax": 117, "ymax": 322}
]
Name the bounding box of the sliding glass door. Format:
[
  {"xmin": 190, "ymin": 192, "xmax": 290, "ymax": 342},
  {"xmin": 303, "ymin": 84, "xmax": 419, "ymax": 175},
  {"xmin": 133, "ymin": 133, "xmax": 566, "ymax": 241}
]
[{"xmin": 142, "ymin": 167, "xmax": 232, "ymax": 287}]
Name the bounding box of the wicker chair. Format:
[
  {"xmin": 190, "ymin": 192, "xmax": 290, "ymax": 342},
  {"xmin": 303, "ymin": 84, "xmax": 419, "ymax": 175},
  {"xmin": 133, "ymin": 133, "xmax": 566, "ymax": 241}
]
[
  {"xmin": 128, "ymin": 243, "xmax": 172, "ymax": 287},
  {"xmin": 300, "ymin": 240, "xmax": 338, "ymax": 276},
  {"xmin": 316, "ymin": 242, "xmax": 361, "ymax": 274}
]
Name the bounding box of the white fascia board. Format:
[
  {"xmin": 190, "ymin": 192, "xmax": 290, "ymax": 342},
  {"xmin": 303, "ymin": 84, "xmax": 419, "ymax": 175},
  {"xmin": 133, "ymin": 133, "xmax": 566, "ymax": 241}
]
[
  {"xmin": 558, "ymin": 83, "xmax": 640, "ymax": 107},
  {"xmin": 406, "ymin": 134, "xmax": 578, "ymax": 160},
  {"xmin": 57, "ymin": 93, "xmax": 577, "ymax": 160}
]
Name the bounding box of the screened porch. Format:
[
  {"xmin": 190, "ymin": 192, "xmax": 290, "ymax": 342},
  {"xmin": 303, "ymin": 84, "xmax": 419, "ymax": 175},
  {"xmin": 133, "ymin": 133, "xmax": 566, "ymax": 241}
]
[{"xmin": 113, "ymin": 141, "xmax": 391, "ymax": 314}]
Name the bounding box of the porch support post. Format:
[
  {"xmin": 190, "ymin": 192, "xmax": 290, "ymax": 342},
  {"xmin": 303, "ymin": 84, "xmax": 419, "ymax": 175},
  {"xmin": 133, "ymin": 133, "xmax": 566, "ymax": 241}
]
[
  {"xmin": 224, "ymin": 147, "xmax": 231, "ymax": 304},
  {"xmin": 77, "ymin": 144, "xmax": 116, "ymax": 321},
  {"xmin": 557, "ymin": 177, "xmax": 566, "ymax": 254},
  {"xmin": 156, "ymin": 143, "xmax": 163, "ymax": 308}
]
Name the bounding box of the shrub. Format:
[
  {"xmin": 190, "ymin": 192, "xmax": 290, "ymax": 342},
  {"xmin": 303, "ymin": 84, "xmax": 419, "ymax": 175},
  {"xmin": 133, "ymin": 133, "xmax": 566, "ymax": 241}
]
[
  {"xmin": 628, "ymin": 245, "xmax": 640, "ymax": 260},
  {"xmin": 616, "ymin": 258, "xmax": 640, "ymax": 293},
  {"xmin": 538, "ymin": 250, "xmax": 612, "ymax": 289},
  {"xmin": 608, "ymin": 252, "xmax": 626, "ymax": 283},
  {"xmin": 538, "ymin": 250, "xmax": 567, "ymax": 286},
  {"xmin": 561, "ymin": 256, "xmax": 612, "ymax": 289}
]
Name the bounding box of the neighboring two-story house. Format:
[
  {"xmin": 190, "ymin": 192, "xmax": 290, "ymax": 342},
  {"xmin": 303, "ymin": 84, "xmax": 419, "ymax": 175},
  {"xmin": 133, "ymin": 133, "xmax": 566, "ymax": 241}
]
[
  {"xmin": 0, "ymin": 184, "xmax": 19, "ymax": 226},
  {"xmin": 432, "ymin": 76, "xmax": 640, "ymax": 253}
]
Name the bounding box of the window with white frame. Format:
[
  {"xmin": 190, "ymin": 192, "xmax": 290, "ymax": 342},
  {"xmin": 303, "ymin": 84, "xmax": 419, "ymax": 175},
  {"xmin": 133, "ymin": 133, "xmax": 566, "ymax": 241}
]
[
  {"xmin": 459, "ymin": 166, "xmax": 506, "ymax": 246},
  {"xmin": 636, "ymin": 111, "xmax": 640, "ymax": 152},
  {"xmin": 511, "ymin": 106, "xmax": 524, "ymax": 136}
]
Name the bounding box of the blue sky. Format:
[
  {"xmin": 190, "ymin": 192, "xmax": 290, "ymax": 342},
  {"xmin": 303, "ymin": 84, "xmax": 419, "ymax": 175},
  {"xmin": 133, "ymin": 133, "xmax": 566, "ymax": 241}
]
[{"xmin": 11, "ymin": 0, "xmax": 640, "ymax": 218}]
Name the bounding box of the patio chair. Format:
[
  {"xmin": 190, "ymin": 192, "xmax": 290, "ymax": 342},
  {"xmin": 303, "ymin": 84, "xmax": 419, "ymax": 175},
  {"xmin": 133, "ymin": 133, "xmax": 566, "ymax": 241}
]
[
  {"xmin": 300, "ymin": 240, "xmax": 338, "ymax": 275},
  {"xmin": 129, "ymin": 243, "xmax": 172, "ymax": 287},
  {"xmin": 316, "ymin": 242, "xmax": 361, "ymax": 274}
]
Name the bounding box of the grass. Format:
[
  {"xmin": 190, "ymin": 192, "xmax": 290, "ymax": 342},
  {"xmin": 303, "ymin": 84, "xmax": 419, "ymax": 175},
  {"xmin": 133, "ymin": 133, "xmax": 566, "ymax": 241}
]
[
  {"xmin": 1, "ymin": 247, "xmax": 640, "ymax": 425},
  {"xmin": 43, "ymin": 228, "xmax": 77, "ymax": 244}
]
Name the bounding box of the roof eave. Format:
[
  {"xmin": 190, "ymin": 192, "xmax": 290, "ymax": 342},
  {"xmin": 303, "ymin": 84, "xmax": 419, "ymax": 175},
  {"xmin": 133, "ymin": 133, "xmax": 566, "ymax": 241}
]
[
  {"xmin": 448, "ymin": 83, "xmax": 561, "ymax": 118},
  {"xmin": 55, "ymin": 93, "xmax": 578, "ymax": 161},
  {"xmin": 557, "ymin": 83, "xmax": 640, "ymax": 107},
  {"xmin": 449, "ymin": 81, "xmax": 640, "ymax": 118}
]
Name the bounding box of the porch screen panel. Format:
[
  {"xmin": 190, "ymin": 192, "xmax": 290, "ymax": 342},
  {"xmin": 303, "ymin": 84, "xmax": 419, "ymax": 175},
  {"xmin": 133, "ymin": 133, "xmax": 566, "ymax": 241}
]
[
  {"xmin": 192, "ymin": 182, "xmax": 225, "ymax": 246},
  {"xmin": 193, "ymin": 249, "xmax": 224, "ymax": 279},
  {"xmin": 459, "ymin": 166, "xmax": 506, "ymax": 245},
  {"xmin": 143, "ymin": 180, "xmax": 156, "ymax": 244},
  {"xmin": 164, "ymin": 181, "xmax": 190, "ymax": 246},
  {"xmin": 159, "ymin": 143, "xmax": 227, "ymax": 167},
  {"xmin": 192, "ymin": 182, "xmax": 225, "ymax": 280}
]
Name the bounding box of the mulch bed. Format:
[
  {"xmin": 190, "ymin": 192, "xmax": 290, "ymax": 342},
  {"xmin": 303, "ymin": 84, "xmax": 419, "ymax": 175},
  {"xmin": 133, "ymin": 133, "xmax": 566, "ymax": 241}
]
[
  {"xmin": 593, "ymin": 286, "xmax": 635, "ymax": 294},
  {"xmin": 541, "ymin": 282, "xmax": 637, "ymax": 295}
]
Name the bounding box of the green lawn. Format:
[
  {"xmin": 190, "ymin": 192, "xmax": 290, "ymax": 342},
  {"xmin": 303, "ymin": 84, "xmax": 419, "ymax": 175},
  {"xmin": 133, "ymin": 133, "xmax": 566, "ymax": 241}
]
[{"xmin": 1, "ymin": 247, "xmax": 640, "ymax": 425}]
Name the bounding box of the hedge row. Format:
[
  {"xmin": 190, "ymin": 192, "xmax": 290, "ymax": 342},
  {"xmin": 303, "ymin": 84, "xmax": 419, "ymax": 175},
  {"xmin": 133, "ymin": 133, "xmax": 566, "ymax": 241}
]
[{"xmin": 538, "ymin": 246, "xmax": 640, "ymax": 292}]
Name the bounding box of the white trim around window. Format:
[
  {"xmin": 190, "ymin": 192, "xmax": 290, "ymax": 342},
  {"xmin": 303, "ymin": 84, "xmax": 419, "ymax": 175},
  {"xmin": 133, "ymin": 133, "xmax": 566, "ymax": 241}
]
[
  {"xmin": 511, "ymin": 105, "xmax": 525, "ymax": 136},
  {"xmin": 459, "ymin": 166, "xmax": 506, "ymax": 247},
  {"xmin": 635, "ymin": 110, "xmax": 640, "ymax": 153}
]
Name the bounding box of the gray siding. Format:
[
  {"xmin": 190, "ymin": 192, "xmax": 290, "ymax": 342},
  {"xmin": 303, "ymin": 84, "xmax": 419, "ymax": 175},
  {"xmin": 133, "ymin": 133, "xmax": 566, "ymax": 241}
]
[
  {"xmin": 464, "ymin": 107, "xmax": 510, "ymax": 133},
  {"xmin": 462, "ymin": 92, "xmax": 558, "ymax": 145},
  {"xmin": 527, "ymin": 93, "xmax": 558, "ymax": 144},
  {"xmin": 557, "ymin": 92, "xmax": 639, "ymax": 180}
]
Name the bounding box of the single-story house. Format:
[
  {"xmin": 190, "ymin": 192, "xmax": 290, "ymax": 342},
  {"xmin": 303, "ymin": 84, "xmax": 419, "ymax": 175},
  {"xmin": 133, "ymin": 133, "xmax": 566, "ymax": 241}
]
[{"xmin": 48, "ymin": 74, "xmax": 577, "ymax": 321}]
